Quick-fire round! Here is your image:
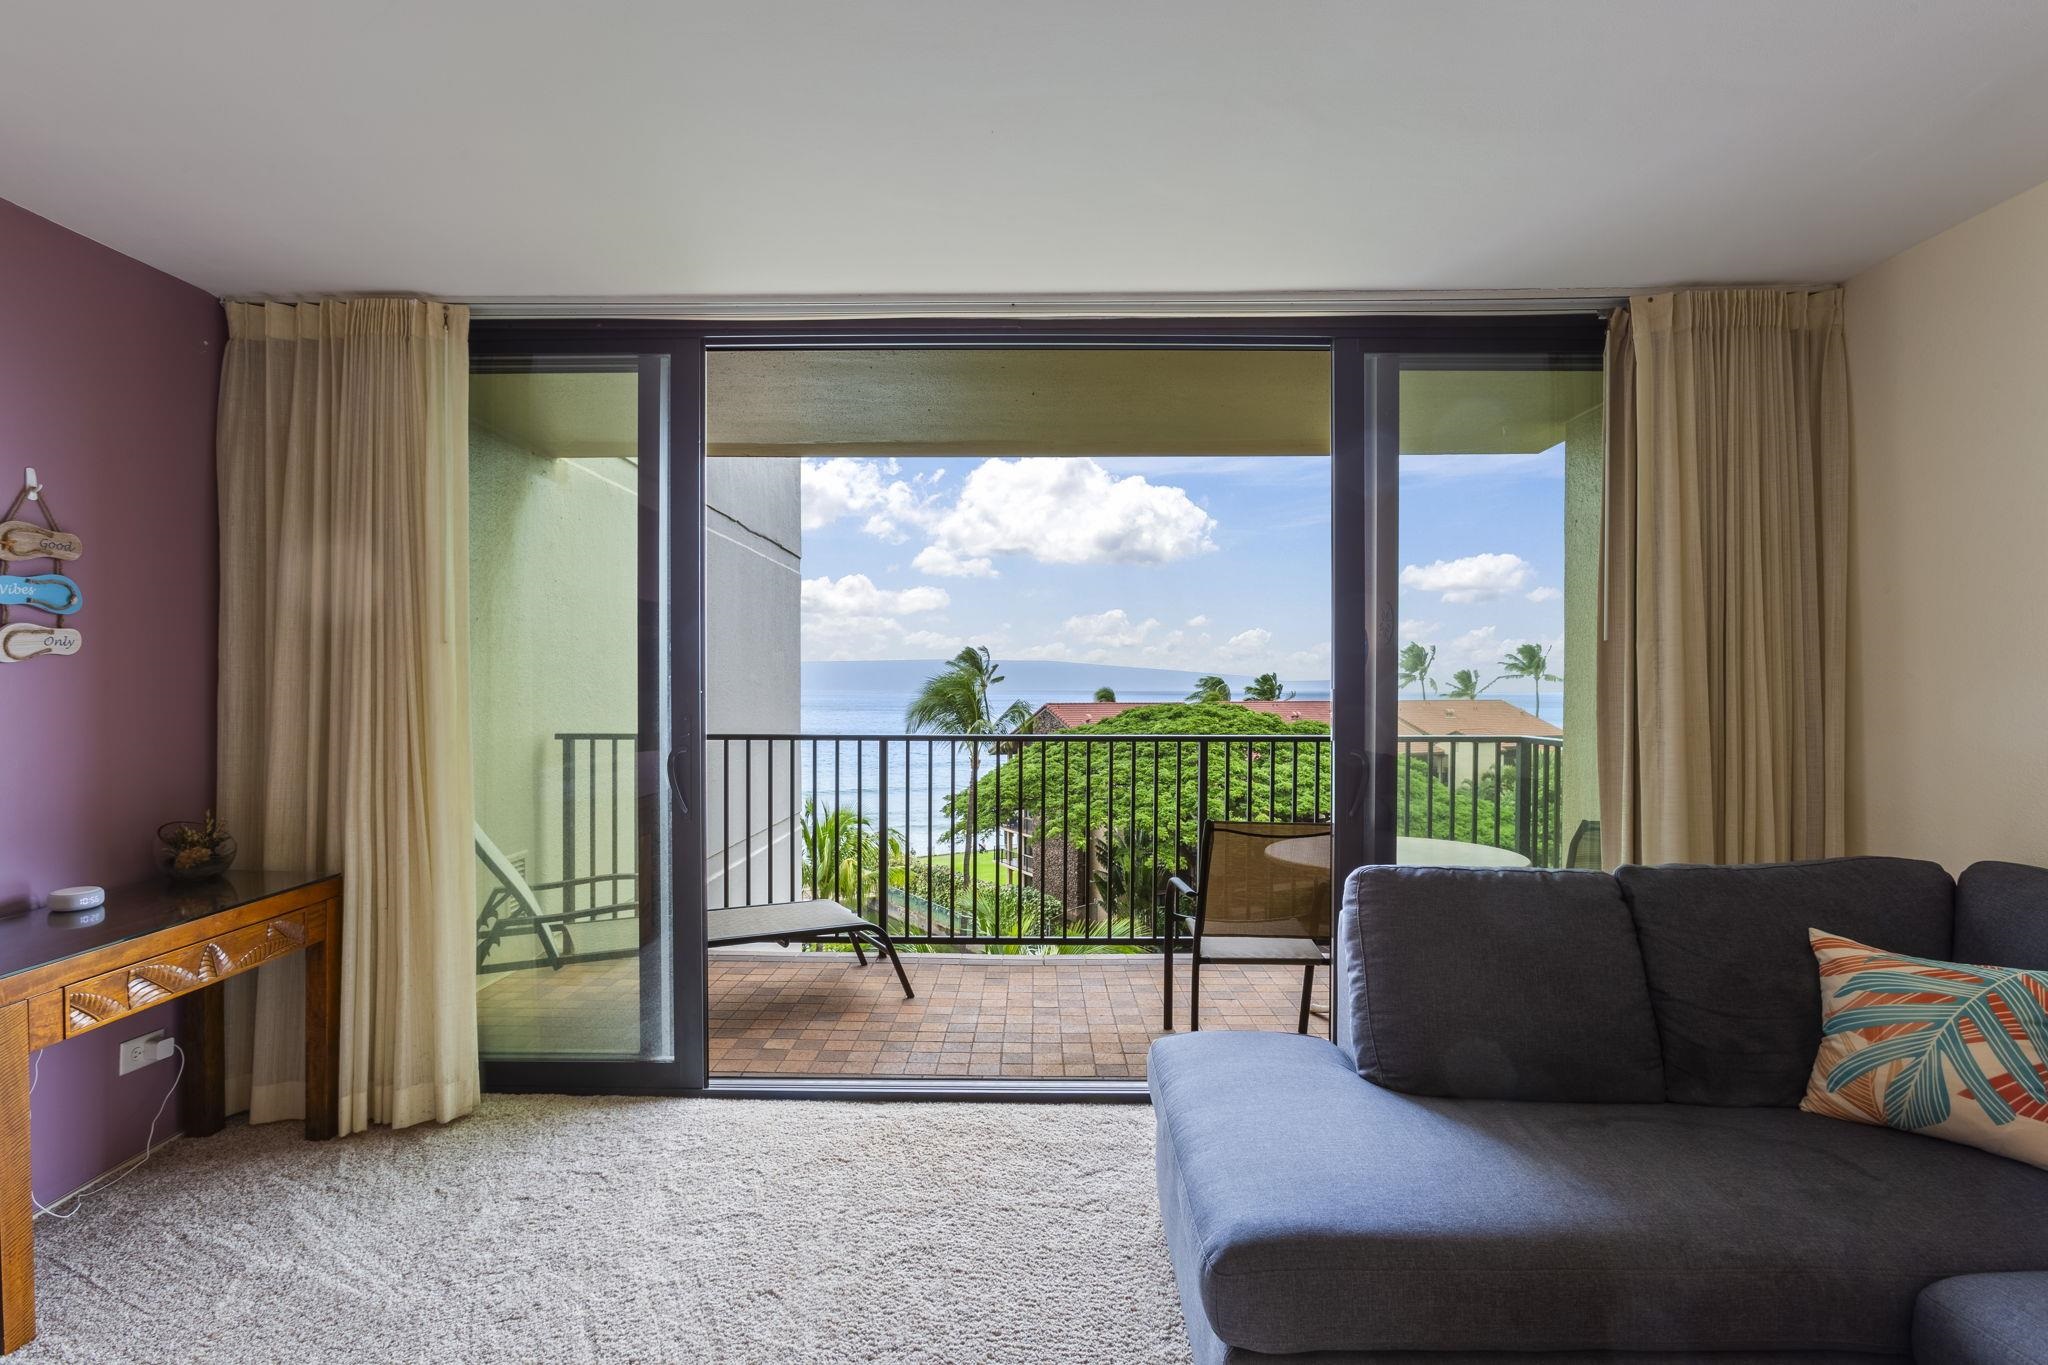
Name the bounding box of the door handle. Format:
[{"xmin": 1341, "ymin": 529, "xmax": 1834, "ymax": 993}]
[
  {"xmin": 666, "ymin": 748, "xmax": 690, "ymax": 817},
  {"xmin": 1344, "ymin": 750, "xmax": 1365, "ymax": 820}
]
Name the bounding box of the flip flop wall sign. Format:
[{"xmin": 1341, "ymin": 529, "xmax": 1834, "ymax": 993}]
[
  {"xmin": 0, "ymin": 574, "xmax": 83, "ymax": 614},
  {"xmin": 0, "ymin": 521, "xmax": 81, "ymax": 560},
  {"xmin": 0, "ymin": 472, "xmax": 85, "ymax": 660},
  {"xmin": 0, "ymin": 624, "xmax": 80, "ymax": 663}
]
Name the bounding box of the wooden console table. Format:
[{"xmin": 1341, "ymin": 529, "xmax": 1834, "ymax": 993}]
[{"xmin": 0, "ymin": 871, "xmax": 342, "ymax": 1353}]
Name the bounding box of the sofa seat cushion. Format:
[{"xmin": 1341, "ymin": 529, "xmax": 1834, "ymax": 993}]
[
  {"xmin": 1619, "ymin": 857, "xmax": 1956, "ymax": 1105},
  {"xmin": 1914, "ymin": 1273, "xmax": 2048, "ymax": 1365},
  {"xmin": 1337, "ymin": 866, "xmax": 1664, "ymax": 1102},
  {"xmin": 1149, "ymin": 1030, "xmax": 2048, "ymax": 1358}
]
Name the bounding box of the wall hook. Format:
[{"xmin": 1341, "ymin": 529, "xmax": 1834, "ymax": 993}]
[{"xmin": 23, "ymin": 468, "xmax": 39, "ymax": 502}]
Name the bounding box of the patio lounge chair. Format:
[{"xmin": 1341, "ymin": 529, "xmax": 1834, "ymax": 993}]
[
  {"xmin": 475, "ymin": 824, "xmax": 565, "ymax": 970},
  {"xmin": 1164, "ymin": 820, "xmax": 1332, "ymax": 1033},
  {"xmin": 708, "ymin": 900, "xmax": 915, "ymax": 999},
  {"xmin": 475, "ymin": 823, "xmax": 639, "ymax": 971}
]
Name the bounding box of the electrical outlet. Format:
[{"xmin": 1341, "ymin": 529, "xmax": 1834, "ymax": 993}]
[{"xmin": 117, "ymin": 1030, "xmax": 169, "ymax": 1076}]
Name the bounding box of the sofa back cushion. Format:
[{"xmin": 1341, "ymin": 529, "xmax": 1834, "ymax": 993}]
[
  {"xmin": 1956, "ymin": 861, "xmax": 2048, "ymax": 970},
  {"xmin": 1618, "ymin": 857, "xmax": 1954, "ymax": 1106},
  {"xmin": 1337, "ymin": 865, "xmax": 1664, "ymax": 1102}
]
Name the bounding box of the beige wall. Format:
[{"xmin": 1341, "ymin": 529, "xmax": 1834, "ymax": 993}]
[{"xmin": 1845, "ymin": 178, "xmax": 2048, "ymax": 870}]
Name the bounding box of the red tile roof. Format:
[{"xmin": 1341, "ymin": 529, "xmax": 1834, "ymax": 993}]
[{"xmin": 1396, "ymin": 699, "xmax": 1560, "ymax": 738}]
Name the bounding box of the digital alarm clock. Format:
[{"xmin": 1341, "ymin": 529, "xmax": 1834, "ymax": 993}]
[{"xmin": 49, "ymin": 885, "xmax": 106, "ymax": 912}]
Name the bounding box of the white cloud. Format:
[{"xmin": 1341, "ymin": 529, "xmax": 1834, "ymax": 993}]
[
  {"xmin": 926, "ymin": 458, "xmax": 1216, "ymax": 568},
  {"xmin": 800, "ymin": 459, "xmax": 887, "ymax": 531},
  {"xmin": 1065, "ymin": 609, "xmax": 1160, "ymax": 650},
  {"xmin": 1525, "ymin": 586, "xmax": 1560, "ymax": 603},
  {"xmin": 1400, "ymin": 552, "xmax": 1534, "ymax": 603},
  {"xmin": 1437, "ymin": 626, "xmax": 1504, "ymax": 673},
  {"xmin": 800, "ymin": 573, "xmax": 948, "ymax": 618},
  {"xmin": 1217, "ymin": 626, "xmax": 1274, "ymax": 661},
  {"xmin": 1185, "ymin": 614, "xmax": 1209, "ymax": 628},
  {"xmin": 800, "ymin": 458, "xmax": 941, "ymax": 538},
  {"xmin": 1398, "ymin": 618, "xmax": 1442, "ymax": 641},
  {"xmin": 898, "ymin": 629, "xmax": 963, "ymax": 654},
  {"xmin": 911, "ymin": 545, "xmax": 996, "ymax": 579},
  {"xmin": 805, "ymin": 456, "xmax": 1217, "ymax": 578},
  {"xmin": 1283, "ymin": 641, "xmax": 1333, "ymax": 674}
]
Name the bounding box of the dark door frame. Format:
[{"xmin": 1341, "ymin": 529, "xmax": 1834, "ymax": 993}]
[{"xmin": 471, "ymin": 313, "xmax": 1606, "ymax": 1098}]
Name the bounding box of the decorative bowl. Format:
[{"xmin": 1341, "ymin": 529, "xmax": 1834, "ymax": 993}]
[{"xmin": 156, "ymin": 821, "xmax": 237, "ymax": 884}]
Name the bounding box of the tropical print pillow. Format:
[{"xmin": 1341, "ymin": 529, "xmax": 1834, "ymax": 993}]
[{"xmin": 1803, "ymin": 930, "xmax": 2048, "ymax": 1170}]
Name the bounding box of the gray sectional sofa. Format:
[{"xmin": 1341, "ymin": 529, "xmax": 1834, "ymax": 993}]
[{"xmin": 1150, "ymin": 857, "xmax": 2048, "ymax": 1363}]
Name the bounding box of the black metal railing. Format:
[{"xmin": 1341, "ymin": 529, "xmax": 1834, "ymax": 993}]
[
  {"xmin": 554, "ymin": 730, "xmax": 640, "ymax": 926},
  {"xmin": 519, "ymin": 730, "xmax": 1564, "ymax": 958},
  {"xmin": 696, "ymin": 730, "xmax": 1565, "ymax": 950}
]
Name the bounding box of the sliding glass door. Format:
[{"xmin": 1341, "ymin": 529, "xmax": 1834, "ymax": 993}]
[
  {"xmin": 468, "ymin": 346, "xmax": 700, "ymax": 1090},
  {"xmin": 460, "ymin": 317, "xmax": 1602, "ymax": 1096}
]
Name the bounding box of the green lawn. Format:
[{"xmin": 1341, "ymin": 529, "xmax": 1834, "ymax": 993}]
[{"xmin": 913, "ymin": 849, "xmax": 1015, "ymax": 887}]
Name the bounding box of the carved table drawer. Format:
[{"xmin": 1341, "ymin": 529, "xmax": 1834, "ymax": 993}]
[{"xmin": 63, "ymin": 911, "xmax": 309, "ymax": 1036}]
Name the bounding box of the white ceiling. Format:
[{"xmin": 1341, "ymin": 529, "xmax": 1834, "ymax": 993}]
[{"xmin": 3, "ymin": 1, "xmax": 2047, "ymax": 303}]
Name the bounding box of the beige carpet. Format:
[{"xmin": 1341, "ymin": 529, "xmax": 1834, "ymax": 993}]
[{"xmin": 23, "ymin": 1095, "xmax": 1192, "ymax": 1364}]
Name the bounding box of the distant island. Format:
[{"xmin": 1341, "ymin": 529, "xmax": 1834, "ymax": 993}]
[{"xmin": 801, "ymin": 657, "xmax": 1332, "ymax": 697}]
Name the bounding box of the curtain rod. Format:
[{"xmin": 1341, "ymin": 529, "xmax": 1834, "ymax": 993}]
[{"xmin": 463, "ymin": 289, "xmax": 1631, "ymax": 321}]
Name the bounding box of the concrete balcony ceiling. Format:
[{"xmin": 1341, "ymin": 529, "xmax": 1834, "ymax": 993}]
[{"xmin": 471, "ymin": 351, "xmax": 1603, "ymax": 460}]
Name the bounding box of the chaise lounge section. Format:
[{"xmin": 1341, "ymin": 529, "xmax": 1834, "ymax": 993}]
[{"xmin": 1150, "ymin": 857, "xmax": 2048, "ymax": 1363}]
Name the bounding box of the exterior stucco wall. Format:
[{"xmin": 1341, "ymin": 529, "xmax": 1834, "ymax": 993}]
[
  {"xmin": 705, "ymin": 457, "xmax": 802, "ymax": 905},
  {"xmin": 1561, "ymin": 403, "xmax": 1603, "ymax": 860}
]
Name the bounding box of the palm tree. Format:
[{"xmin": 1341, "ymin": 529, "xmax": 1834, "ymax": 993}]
[
  {"xmin": 1444, "ymin": 668, "xmax": 1492, "ymax": 700},
  {"xmin": 800, "ymin": 800, "xmax": 875, "ymax": 908},
  {"xmin": 1243, "ymin": 672, "xmax": 1291, "ymax": 702},
  {"xmin": 907, "ymin": 645, "xmax": 1033, "ymax": 860},
  {"xmin": 1398, "ymin": 642, "xmax": 1438, "ymax": 699},
  {"xmin": 1498, "ymin": 642, "xmax": 1561, "ymax": 723},
  {"xmin": 1093, "ymin": 686, "xmax": 1117, "ymax": 703},
  {"xmin": 1187, "ymin": 674, "xmax": 1232, "ymax": 704}
]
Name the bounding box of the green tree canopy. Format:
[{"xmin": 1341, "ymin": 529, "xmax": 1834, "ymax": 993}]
[
  {"xmin": 1186, "ymin": 674, "xmax": 1232, "ymax": 703},
  {"xmin": 1093, "ymin": 686, "xmax": 1117, "ymax": 703},
  {"xmin": 950, "ymin": 704, "xmax": 1332, "ymax": 884}
]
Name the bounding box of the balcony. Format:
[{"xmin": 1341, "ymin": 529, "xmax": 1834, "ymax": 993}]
[{"xmin": 476, "ymin": 727, "xmax": 1568, "ymax": 1075}]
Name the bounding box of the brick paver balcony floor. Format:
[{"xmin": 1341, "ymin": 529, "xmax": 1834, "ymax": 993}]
[{"xmin": 478, "ymin": 949, "xmax": 1329, "ymax": 1079}]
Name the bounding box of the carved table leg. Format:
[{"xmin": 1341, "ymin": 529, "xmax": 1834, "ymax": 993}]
[
  {"xmin": 0, "ymin": 1002, "xmax": 35, "ymax": 1353},
  {"xmin": 303, "ymin": 901, "xmax": 342, "ymax": 1141},
  {"xmin": 181, "ymin": 983, "xmax": 227, "ymax": 1139}
]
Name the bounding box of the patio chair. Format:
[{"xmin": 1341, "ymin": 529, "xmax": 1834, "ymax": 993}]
[
  {"xmin": 475, "ymin": 824, "xmax": 565, "ymax": 970},
  {"xmin": 474, "ymin": 823, "xmax": 641, "ymax": 971},
  {"xmin": 707, "ymin": 900, "xmax": 914, "ymax": 999},
  {"xmin": 1164, "ymin": 820, "xmax": 1332, "ymax": 1034}
]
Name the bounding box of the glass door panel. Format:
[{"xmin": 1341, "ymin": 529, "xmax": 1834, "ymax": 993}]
[
  {"xmin": 469, "ymin": 355, "xmax": 675, "ymax": 1070},
  {"xmin": 1393, "ymin": 359, "xmax": 1603, "ymax": 870}
]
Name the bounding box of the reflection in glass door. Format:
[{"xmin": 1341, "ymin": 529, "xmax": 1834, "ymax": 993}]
[{"xmin": 468, "ymin": 355, "xmax": 676, "ymax": 1074}]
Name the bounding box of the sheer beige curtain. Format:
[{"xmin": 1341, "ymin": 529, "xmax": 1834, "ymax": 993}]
[
  {"xmin": 1597, "ymin": 290, "xmax": 1849, "ymax": 865},
  {"xmin": 216, "ymin": 298, "xmax": 478, "ymax": 1134}
]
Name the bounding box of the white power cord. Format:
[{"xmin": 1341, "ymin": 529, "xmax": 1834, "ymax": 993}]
[{"xmin": 26, "ymin": 1042, "xmax": 185, "ymax": 1220}]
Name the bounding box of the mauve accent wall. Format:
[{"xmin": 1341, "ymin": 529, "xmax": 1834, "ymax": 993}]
[{"xmin": 0, "ymin": 197, "xmax": 222, "ymax": 1204}]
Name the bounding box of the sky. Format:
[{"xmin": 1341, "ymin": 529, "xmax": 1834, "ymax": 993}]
[{"xmin": 788, "ymin": 445, "xmax": 1566, "ymax": 691}]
